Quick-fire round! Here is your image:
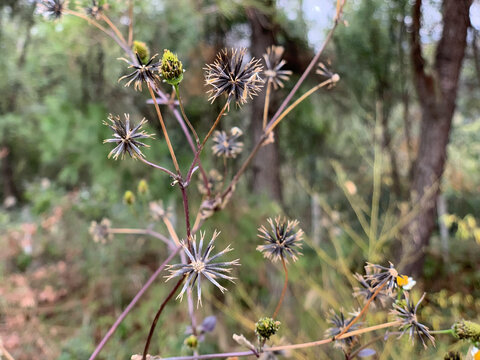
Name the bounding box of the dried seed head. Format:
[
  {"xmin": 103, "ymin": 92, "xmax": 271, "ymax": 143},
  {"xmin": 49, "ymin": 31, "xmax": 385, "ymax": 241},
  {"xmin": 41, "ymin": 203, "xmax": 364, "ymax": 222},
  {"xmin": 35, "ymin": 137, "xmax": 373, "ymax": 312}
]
[
  {"xmin": 85, "ymin": 0, "xmax": 104, "ymax": 19},
  {"xmin": 89, "ymin": 218, "xmax": 113, "ymax": 244},
  {"xmin": 118, "ymin": 53, "xmax": 160, "ymax": 91},
  {"xmin": 205, "ymin": 48, "xmax": 264, "ymax": 107},
  {"xmin": 212, "ymin": 127, "xmax": 244, "ymax": 158},
  {"xmin": 161, "ymin": 49, "xmax": 184, "ymax": 86},
  {"xmin": 257, "ymin": 216, "xmax": 303, "ymax": 262},
  {"xmin": 165, "ymin": 231, "xmax": 240, "ymax": 307},
  {"xmin": 263, "ymin": 45, "xmax": 292, "ymax": 90},
  {"xmin": 390, "ymin": 292, "xmax": 435, "ymax": 349},
  {"xmin": 37, "ymin": 0, "xmax": 65, "ymax": 19},
  {"xmin": 326, "ymin": 310, "xmax": 360, "ymax": 351},
  {"xmin": 364, "ymin": 262, "xmax": 402, "ymax": 294},
  {"xmin": 197, "ymin": 169, "xmax": 223, "ymax": 195},
  {"xmin": 103, "ymin": 114, "xmax": 154, "ymax": 160}
]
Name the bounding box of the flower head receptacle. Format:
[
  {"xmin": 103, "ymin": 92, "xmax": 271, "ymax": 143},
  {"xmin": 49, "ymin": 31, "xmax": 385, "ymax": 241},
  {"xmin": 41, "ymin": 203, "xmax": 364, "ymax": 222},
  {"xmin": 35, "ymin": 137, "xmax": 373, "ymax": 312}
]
[
  {"xmin": 255, "ymin": 317, "xmax": 280, "ymax": 341},
  {"xmin": 161, "ymin": 49, "xmax": 184, "ymax": 86}
]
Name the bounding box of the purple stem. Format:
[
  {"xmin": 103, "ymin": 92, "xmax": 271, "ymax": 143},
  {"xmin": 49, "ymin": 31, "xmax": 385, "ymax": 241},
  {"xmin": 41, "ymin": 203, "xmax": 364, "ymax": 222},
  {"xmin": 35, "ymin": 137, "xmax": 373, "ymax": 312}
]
[
  {"xmin": 266, "ymin": 11, "xmax": 341, "ymax": 131},
  {"xmin": 160, "ymin": 350, "xmax": 257, "ymax": 360},
  {"xmin": 89, "ymin": 246, "xmax": 181, "ymax": 360}
]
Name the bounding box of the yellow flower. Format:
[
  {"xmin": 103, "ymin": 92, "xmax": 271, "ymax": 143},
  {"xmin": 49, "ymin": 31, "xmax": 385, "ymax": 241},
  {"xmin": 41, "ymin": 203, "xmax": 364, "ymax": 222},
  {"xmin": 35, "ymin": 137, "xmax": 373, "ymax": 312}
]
[{"xmin": 396, "ymin": 275, "xmax": 409, "ymax": 287}]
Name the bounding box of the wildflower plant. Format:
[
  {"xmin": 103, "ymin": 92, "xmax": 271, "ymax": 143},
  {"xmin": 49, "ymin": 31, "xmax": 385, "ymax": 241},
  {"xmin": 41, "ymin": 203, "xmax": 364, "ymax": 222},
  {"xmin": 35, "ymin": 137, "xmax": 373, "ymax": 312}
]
[{"xmin": 35, "ymin": 1, "xmax": 475, "ymax": 360}]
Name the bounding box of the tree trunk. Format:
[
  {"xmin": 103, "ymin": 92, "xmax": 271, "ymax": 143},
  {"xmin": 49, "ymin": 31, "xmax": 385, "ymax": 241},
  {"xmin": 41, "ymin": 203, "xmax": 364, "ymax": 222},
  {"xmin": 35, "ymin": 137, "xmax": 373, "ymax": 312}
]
[
  {"xmin": 246, "ymin": 4, "xmax": 283, "ymax": 203},
  {"xmin": 403, "ymin": 0, "xmax": 472, "ymax": 276}
]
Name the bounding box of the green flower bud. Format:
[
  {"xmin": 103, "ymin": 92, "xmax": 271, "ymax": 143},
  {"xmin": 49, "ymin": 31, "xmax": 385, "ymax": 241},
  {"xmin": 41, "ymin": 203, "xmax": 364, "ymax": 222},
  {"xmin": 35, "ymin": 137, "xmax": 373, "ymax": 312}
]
[
  {"xmin": 123, "ymin": 190, "xmax": 136, "ymax": 205},
  {"xmin": 452, "ymin": 320, "xmax": 480, "ymax": 343},
  {"xmin": 161, "ymin": 49, "xmax": 184, "ymax": 86},
  {"xmin": 255, "ymin": 317, "xmax": 280, "ymax": 340},
  {"xmin": 137, "ymin": 179, "xmax": 149, "ymax": 195},
  {"xmin": 133, "ymin": 41, "xmax": 150, "ymax": 64},
  {"xmin": 184, "ymin": 335, "xmax": 198, "ymax": 349},
  {"xmin": 444, "ymin": 351, "xmax": 462, "ymax": 360}
]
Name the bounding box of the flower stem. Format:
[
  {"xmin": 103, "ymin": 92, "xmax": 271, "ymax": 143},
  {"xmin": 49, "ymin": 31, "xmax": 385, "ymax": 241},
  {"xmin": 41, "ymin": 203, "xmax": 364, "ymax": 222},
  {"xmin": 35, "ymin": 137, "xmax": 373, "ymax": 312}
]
[
  {"xmin": 147, "ymin": 83, "xmax": 181, "ymax": 175},
  {"xmin": 266, "ymin": 0, "xmax": 345, "ymax": 130},
  {"xmin": 272, "ymin": 256, "xmax": 288, "ymax": 319},
  {"xmin": 429, "ymin": 329, "xmax": 455, "ymax": 335},
  {"xmin": 101, "ymin": 13, "xmax": 127, "ymax": 45},
  {"xmin": 139, "ymin": 157, "xmax": 177, "ymax": 178},
  {"xmin": 158, "ymin": 321, "xmax": 401, "ymax": 360},
  {"xmin": 184, "ymin": 102, "xmax": 228, "ymax": 185},
  {"xmin": 262, "ymin": 80, "xmax": 272, "ymax": 130},
  {"xmin": 334, "ymin": 281, "xmax": 388, "ymax": 339},
  {"xmin": 89, "ymin": 246, "xmax": 181, "ymax": 360},
  {"xmin": 174, "ymin": 84, "xmax": 200, "ymax": 146},
  {"xmin": 265, "ymin": 78, "xmax": 334, "ymax": 135},
  {"xmin": 143, "ymin": 276, "xmax": 186, "ymax": 360}
]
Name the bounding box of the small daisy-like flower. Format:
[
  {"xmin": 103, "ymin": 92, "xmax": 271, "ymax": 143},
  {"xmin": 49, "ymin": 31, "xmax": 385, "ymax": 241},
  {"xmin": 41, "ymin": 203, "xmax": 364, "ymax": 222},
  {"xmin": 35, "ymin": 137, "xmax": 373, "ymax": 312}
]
[
  {"xmin": 257, "ymin": 216, "xmax": 304, "ymax": 262},
  {"xmin": 89, "ymin": 218, "xmax": 113, "ymax": 244},
  {"xmin": 352, "ymin": 273, "xmax": 391, "ymax": 308},
  {"xmin": 165, "ymin": 231, "xmax": 240, "ymax": 307},
  {"xmin": 103, "ymin": 114, "xmax": 154, "ymax": 160},
  {"xmin": 118, "ymin": 53, "xmax": 160, "ymax": 91},
  {"xmin": 390, "ymin": 292, "xmax": 435, "ymax": 348},
  {"xmin": 471, "ymin": 346, "xmax": 480, "ymax": 360},
  {"xmin": 263, "ymin": 45, "xmax": 292, "ymax": 90},
  {"xmin": 399, "ymin": 276, "xmax": 416, "ymax": 291},
  {"xmin": 37, "ymin": 0, "xmax": 65, "ymax": 19},
  {"xmin": 198, "ymin": 169, "xmax": 223, "ymax": 195},
  {"xmin": 85, "ymin": 0, "xmax": 103, "ymax": 19},
  {"xmin": 205, "ymin": 48, "xmax": 264, "ymax": 107},
  {"xmin": 212, "ymin": 127, "xmax": 244, "ymax": 158},
  {"xmin": 364, "ymin": 262, "xmax": 403, "ymax": 294},
  {"xmin": 326, "ymin": 310, "xmax": 360, "ymax": 350}
]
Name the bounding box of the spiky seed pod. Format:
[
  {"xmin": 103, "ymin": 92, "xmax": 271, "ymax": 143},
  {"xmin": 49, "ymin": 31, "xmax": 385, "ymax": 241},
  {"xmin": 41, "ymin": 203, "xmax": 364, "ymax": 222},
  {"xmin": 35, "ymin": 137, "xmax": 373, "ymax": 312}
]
[
  {"xmin": 197, "ymin": 169, "xmax": 223, "ymax": 195},
  {"xmin": 133, "ymin": 41, "xmax": 150, "ymax": 65},
  {"xmin": 85, "ymin": 0, "xmax": 103, "ymax": 19},
  {"xmin": 118, "ymin": 53, "xmax": 161, "ymax": 91},
  {"xmin": 89, "ymin": 218, "xmax": 113, "ymax": 244},
  {"xmin": 452, "ymin": 320, "xmax": 480, "ymax": 343},
  {"xmin": 37, "ymin": 0, "xmax": 65, "ymax": 19},
  {"xmin": 205, "ymin": 48, "xmax": 264, "ymax": 107},
  {"xmin": 161, "ymin": 49, "xmax": 184, "ymax": 86},
  {"xmin": 165, "ymin": 231, "xmax": 240, "ymax": 307},
  {"xmin": 263, "ymin": 45, "xmax": 292, "ymax": 90},
  {"xmin": 352, "ymin": 273, "xmax": 391, "ymax": 308},
  {"xmin": 364, "ymin": 262, "xmax": 405, "ymax": 294},
  {"xmin": 255, "ymin": 317, "xmax": 280, "ymax": 340},
  {"xmin": 212, "ymin": 127, "xmax": 244, "ymax": 158},
  {"xmin": 326, "ymin": 310, "xmax": 360, "ymax": 351},
  {"xmin": 390, "ymin": 292, "xmax": 435, "ymax": 349},
  {"xmin": 257, "ymin": 216, "xmax": 303, "ymax": 262},
  {"xmin": 103, "ymin": 114, "xmax": 154, "ymax": 160}
]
